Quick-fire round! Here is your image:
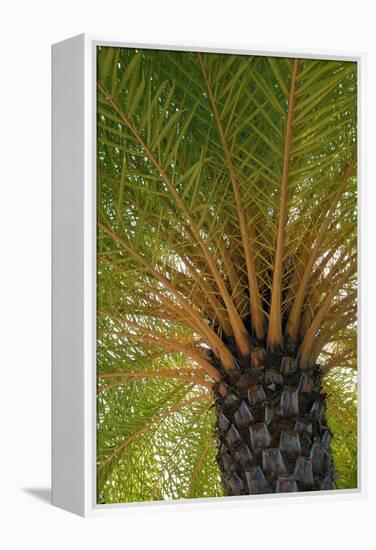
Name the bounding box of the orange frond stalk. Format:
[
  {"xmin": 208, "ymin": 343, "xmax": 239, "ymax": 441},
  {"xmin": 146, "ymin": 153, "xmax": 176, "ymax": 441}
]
[
  {"xmin": 98, "ymin": 223, "xmax": 235, "ymax": 370},
  {"xmin": 180, "ymin": 253, "xmax": 233, "ymax": 337},
  {"xmin": 285, "ymin": 153, "xmax": 357, "ymax": 349},
  {"xmin": 310, "ymin": 304, "xmax": 356, "ymax": 364},
  {"xmin": 213, "ymin": 233, "xmax": 248, "ymax": 312},
  {"xmin": 98, "ymin": 82, "xmax": 250, "ymax": 359},
  {"xmin": 298, "ymin": 261, "xmax": 357, "ymax": 369},
  {"xmin": 198, "ymin": 53, "xmax": 264, "ymax": 345},
  {"xmin": 104, "ymin": 319, "xmax": 222, "ymax": 382},
  {"xmin": 98, "ymin": 255, "xmax": 211, "ymax": 335},
  {"xmin": 268, "ymin": 59, "xmax": 300, "ymax": 351}
]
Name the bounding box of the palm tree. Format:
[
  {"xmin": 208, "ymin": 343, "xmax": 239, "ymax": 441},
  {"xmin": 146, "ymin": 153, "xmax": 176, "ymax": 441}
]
[{"xmin": 96, "ymin": 47, "xmax": 357, "ymax": 503}]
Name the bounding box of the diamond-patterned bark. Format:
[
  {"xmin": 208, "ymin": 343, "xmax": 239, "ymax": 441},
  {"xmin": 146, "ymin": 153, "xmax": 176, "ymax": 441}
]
[{"xmin": 213, "ymin": 350, "xmax": 336, "ymax": 495}]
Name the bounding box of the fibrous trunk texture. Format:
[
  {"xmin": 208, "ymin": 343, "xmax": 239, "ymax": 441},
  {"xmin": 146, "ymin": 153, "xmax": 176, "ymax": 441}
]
[{"xmin": 213, "ymin": 348, "xmax": 335, "ymax": 495}]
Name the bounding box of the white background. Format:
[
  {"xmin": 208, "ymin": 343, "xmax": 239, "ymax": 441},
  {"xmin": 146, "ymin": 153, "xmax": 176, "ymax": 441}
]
[{"xmin": 1, "ymin": 1, "xmax": 375, "ymax": 548}]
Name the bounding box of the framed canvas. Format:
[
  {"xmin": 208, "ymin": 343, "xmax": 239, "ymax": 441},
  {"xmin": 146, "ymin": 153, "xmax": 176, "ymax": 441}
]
[{"xmin": 52, "ymin": 34, "xmax": 366, "ymax": 516}]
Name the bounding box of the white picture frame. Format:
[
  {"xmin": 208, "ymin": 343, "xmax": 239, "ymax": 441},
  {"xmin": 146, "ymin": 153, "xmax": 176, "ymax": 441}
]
[{"xmin": 52, "ymin": 33, "xmax": 366, "ymax": 517}]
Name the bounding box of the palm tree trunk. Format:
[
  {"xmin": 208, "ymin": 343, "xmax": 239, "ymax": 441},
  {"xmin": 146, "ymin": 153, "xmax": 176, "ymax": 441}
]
[{"xmin": 213, "ymin": 348, "xmax": 336, "ymax": 495}]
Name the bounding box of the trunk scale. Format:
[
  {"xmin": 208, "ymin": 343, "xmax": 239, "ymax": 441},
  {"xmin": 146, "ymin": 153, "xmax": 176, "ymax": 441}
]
[{"xmin": 212, "ymin": 347, "xmax": 336, "ymax": 495}]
